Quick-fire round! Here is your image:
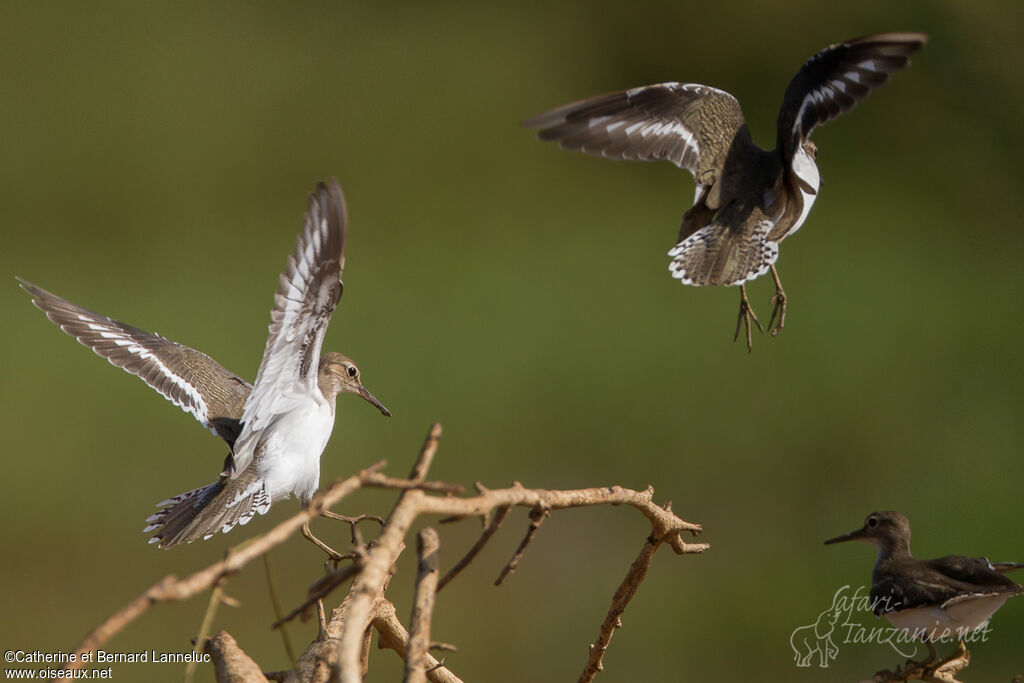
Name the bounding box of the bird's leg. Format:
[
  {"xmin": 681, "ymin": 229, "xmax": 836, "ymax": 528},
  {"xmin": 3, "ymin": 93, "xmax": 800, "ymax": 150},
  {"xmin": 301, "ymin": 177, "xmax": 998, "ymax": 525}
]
[
  {"xmin": 923, "ymin": 639, "xmax": 938, "ymax": 664},
  {"xmin": 321, "ymin": 510, "xmax": 385, "ymax": 544},
  {"xmin": 301, "ymin": 521, "xmax": 348, "ymax": 562},
  {"xmin": 767, "ymin": 265, "xmax": 787, "ymax": 337},
  {"xmin": 733, "ymin": 284, "xmax": 763, "ymax": 352}
]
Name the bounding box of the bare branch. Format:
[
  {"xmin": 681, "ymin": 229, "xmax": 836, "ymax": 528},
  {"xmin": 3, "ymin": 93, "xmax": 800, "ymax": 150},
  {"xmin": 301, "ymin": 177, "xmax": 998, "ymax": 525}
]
[
  {"xmin": 578, "ymin": 535, "xmax": 661, "ymax": 683},
  {"xmin": 285, "ymin": 549, "xmax": 401, "ymax": 683},
  {"xmin": 405, "ymin": 528, "xmax": 441, "ymax": 683},
  {"xmin": 186, "ymin": 575, "xmax": 230, "ymax": 683},
  {"xmin": 273, "ymin": 564, "xmax": 362, "ymax": 629},
  {"xmin": 336, "ymin": 424, "xmax": 444, "ymax": 683},
  {"xmin": 438, "ymin": 505, "xmax": 510, "ymax": 592},
  {"xmin": 61, "ymin": 461, "xmax": 387, "ymax": 678},
  {"xmin": 870, "ymin": 642, "xmax": 971, "ymax": 683},
  {"xmin": 202, "ymin": 631, "xmax": 266, "ymax": 682},
  {"xmin": 334, "ymin": 424, "xmax": 707, "ymax": 683},
  {"xmin": 372, "ymin": 599, "xmax": 464, "ymax": 683},
  {"xmin": 65, "ymin": 423, "xmax": 705, "ymax": 683},
  {"xmin": 264, "ymin": 553, "xmax": 297, "ymax": 662},
  {"xmin": 495, "ymin": 506, "xmax": 549, "ymax": 586},
  {"xmin": 363, "ymin": 474, "xmax": 464, "ymax": 495}
]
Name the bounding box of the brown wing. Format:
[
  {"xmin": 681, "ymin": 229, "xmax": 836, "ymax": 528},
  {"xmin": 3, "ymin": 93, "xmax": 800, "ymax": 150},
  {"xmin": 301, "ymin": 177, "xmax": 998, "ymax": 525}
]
[
  {"xmin": 232, "ymin": 179, "xmax": 347, "ymax": 474},
  {"xmin": 776, "ymin": 32, "xmax": 927, "ymax": 163},
  {"xmin": 18, "ymin": 278, "xmax": 251, "ymax": 445},
  {"xmin": 525, "ymin": 82, "xmax": 746, "ymax": 188}
]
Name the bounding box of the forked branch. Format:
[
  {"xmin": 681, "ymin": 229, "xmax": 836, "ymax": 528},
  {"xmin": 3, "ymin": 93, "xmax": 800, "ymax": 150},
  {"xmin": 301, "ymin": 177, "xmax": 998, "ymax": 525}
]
[{"xmin": 60, "ymin": 423, "xmax": 707, "ymax": 683}]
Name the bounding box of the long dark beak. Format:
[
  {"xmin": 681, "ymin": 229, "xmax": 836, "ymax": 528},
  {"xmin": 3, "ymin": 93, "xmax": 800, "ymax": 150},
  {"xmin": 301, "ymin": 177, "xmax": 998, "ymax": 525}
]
[
  {"xmin": 824, "ymin": 527, "xmax": 866, "ymax": 546},
  {"xmin": 358, "ymin": 385, "xmax": 391, "ymax": 416}
]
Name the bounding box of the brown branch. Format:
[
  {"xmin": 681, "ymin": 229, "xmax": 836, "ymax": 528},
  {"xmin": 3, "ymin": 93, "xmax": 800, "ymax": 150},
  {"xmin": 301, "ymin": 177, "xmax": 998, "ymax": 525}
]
[
  {"xmin": 334, "ymin": 424, "xmax": 707, "ymax": 683},
  {"xmin": 871, "ymin": 642, "xmax": 971, "ymax": 683},
  {"xmin": 372, "ymin": 599, "xmax": 464, "ymax": 683},
  {"xmin": 363, "ymin": 474, "xmax": 464, "ymax": 495},
  {"xmin": 284, "ymin": 550, "xmax": 402, "ymax": 683},
  {"xmin": 186, "ymin": 575, "xmax": 230, "ymax": 683},
  {"xmin": 264, "ymin": 553, "xmax": 297, "ymax": 662},
  {"xmin": 202, "ymin": 631, "xmax": 266, "ymax": 682},
  {"xmin": 60, "ymin": 461, "xmax": 388, "ymax": 680},
  {"xmin": 66, "ymin": 423, "xmax": 705, "ymax": 683},
  {"xmin": 494, "ymin": 505, "xmax": 549, "ymax": 586},
  {"xmin": 273, "ymin": 564, "xmax": 362, "ymax": 629},
  {"xmin": 438, "ymin": 505, "xmax": 510, "ymax": 592},
  {"xmin": 578, "ymin": 534, "xmax": 662, "ymax": 683},
  {"xmin": 405, "ymin": 528, "xmax": 441, "ymax": 683},
  {"xmin": 336, "ymin": 424, "xmax": 444, "ymax": 683}
]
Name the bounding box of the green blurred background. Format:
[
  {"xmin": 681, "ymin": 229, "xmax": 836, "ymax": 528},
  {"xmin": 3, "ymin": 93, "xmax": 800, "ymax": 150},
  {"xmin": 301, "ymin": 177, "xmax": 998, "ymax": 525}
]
[{"xmin": 3, "ymin": 2, "xmax": 1022, "ymax": 681}]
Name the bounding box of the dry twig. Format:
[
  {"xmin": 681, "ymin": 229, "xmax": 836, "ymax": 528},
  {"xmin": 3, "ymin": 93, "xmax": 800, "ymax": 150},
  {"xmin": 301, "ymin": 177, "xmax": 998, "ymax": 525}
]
[
  {"xmin": 405, "ymin": 528, "xmax": 441, "ymax": 683},
  {"xmin": 63, "ymin": 423, "xmax": 705, "ymax": 683},
  {"xmin": 332, "ymin": 423, "xmax": 708, "ymax": 683},
  {"xmin": 202, "ymin": 631, "xmax": 266, "ymax": 682},
  {"xmin": 868, "ymin": 641, "xmax": 971, "ymax": 683},
  {"xmin": 438, "ymin": 504, "xmax": 510, "ymax": 592},
  {"xmin": 58, "ymin": 461, "xmax": 388, "ymax": 681},
  {"xmin": 372, "ymin": 599, "xmax": 464, "ymax": 683},
  {"xmin": 495, "ymin": 505, "xmax": 549, "ymax": 586},
  {"xmin": 579, "ymin": 534, "xmax": 661, "ymax": 683}
]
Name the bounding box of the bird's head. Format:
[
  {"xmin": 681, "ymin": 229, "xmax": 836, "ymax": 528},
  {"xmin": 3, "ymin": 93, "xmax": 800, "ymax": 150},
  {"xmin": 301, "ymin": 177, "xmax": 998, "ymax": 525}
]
[
  {"xmin": 319, "ymin": 351, "xmax": 391, "ymax": 416},
  {"xmin": 802, "ymin": 139, "xmax": 818, "ymax": 160},
  {"xmin": 825, "ymin": 511, "xmax": 912, "ymax": 557}
]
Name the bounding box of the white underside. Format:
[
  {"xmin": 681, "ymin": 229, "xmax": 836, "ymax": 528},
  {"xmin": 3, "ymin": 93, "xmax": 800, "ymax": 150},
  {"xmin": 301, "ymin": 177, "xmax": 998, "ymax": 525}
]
[
  {"xmin": 885, "ymin": 593, "xmax": 1012, "ymax": 640},
  {"xmin": 255, "ymin": 398, "xmax": 336, "ymax": 504},
  {"xmin": 788, "ymin": 147, "xmax": 820, "ymax": 236}
]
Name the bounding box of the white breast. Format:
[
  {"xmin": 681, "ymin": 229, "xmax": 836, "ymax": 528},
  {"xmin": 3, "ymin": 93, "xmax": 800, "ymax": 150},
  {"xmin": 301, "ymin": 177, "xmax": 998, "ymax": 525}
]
[{"xmin": 256, "ymin": 400, "xmax": 337, "ymax": 504}]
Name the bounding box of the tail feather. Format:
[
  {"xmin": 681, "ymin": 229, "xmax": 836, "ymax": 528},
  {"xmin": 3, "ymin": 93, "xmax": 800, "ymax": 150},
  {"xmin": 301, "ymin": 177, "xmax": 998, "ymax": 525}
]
[
  {"xmin": 144, "ymin": 474, "xmax": 271, "ymax": 548},
  {"xmin": 668, "ymin": 219, "xmax": 778, "ymax": 287}
]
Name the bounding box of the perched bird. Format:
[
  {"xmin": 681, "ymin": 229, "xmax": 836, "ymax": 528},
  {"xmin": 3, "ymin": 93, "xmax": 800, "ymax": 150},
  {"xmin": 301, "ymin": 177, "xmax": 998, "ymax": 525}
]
[
  {"xmin": 19, "ymin": 179, "xmax": 390, "ymax": 557},
  {"xmin": 525, "ymin": 33, "xmax": 927, "ymax": 350},
  {"xmin": 826, "ymin": 511, "xmax": 1023, "ymax": 661}
]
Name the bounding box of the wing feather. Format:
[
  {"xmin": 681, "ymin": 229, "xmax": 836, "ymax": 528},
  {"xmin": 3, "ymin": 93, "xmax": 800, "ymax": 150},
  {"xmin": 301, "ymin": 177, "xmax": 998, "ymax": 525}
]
[
  {"xmin": 231, "ymin": 179, "xmax": 347, "ymax": 474},
  {"xmin": 525, "ymin": 82, "xmax": 746, "ymax": 184},
  {"xmin": 776, "ymin": 32, "xmax": 927, "ymax": 162},
  {"xmin": 18, "ymin": 278, "xmax": 251, "ymax": 444}
]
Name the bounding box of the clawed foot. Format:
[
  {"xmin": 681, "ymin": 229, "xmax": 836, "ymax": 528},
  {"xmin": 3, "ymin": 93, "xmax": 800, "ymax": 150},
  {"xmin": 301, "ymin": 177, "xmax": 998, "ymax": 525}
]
[
  {"xmin": 322, "ymin": 510, "xmax": 384, "ymax": 541},
  {"xmin": 300, "ymin": 512, "xmax": 385, "ymax": 563},
  {"xmin": 733, "ymin": 285, "xmax": 763, "ymax": 352},
  {"xmin": 768, "ymin": 291, "xmax": 786, "ymax": 337},
  {"xmin": 767, "ymin": 265, "xmax": 787, "ymax": 337},
  {"xmin": 301, "ymin": 521, "xmax": 349, "ymax": 562}
]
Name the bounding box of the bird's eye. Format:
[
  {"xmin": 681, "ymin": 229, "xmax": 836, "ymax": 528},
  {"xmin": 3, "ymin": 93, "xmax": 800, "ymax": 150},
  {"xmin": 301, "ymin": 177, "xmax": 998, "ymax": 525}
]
[
  {"xmin": 867, "ymin": 516, "xmax": 879, "ymax": 528},
  {"xmin": 347, "ymin": 366, "xmax": 358, "ymax": 378}
]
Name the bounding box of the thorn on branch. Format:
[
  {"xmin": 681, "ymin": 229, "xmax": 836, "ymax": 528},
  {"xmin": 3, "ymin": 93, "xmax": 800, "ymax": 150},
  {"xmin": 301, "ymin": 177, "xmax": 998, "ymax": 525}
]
[{"xmin": 426, "ymin": 657, "xmax": 449, "ymax": 674}]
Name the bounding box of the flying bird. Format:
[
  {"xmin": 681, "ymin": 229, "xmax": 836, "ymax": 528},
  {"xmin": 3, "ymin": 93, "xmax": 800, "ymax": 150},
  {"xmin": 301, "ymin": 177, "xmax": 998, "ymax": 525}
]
[
  {"xmin": 19, "ymin": 179, "xmax": 389, "ymax": 557},
  {"xmin": 525, "ymin": 33, "xmax": 927, "ymax": 350}
]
